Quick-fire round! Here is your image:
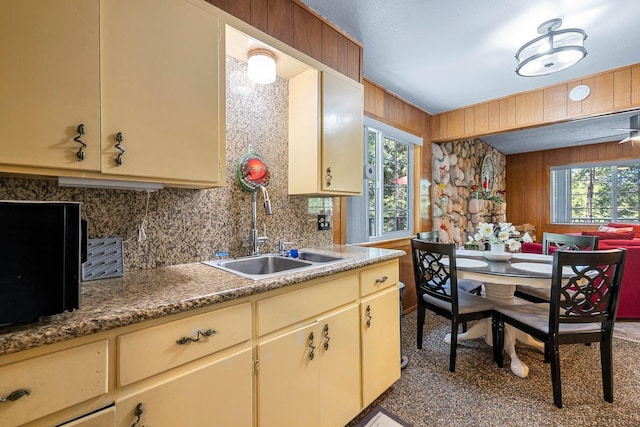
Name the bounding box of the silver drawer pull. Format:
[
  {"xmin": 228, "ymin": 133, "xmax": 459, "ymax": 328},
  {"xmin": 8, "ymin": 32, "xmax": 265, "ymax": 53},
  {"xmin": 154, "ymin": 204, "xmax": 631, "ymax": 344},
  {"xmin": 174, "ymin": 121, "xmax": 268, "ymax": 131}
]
[
  {"xmin": 176, "ymin": 328, "xmax": 216, "ymax": 345},
  {"xmin": 375, "ymin": 276, "xmax": 388, "ymax": 284},
  {"xmin": 0, "ymin": 389, "xmax": 31, "ymax": 402}
]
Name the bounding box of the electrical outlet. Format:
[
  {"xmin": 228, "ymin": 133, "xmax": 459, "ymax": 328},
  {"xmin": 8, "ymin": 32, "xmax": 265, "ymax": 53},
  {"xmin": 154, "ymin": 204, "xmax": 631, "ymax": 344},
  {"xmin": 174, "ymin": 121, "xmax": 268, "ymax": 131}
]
[{"xmin": 317, "ymin": 214, "xmax": 331, "ymax": 231}]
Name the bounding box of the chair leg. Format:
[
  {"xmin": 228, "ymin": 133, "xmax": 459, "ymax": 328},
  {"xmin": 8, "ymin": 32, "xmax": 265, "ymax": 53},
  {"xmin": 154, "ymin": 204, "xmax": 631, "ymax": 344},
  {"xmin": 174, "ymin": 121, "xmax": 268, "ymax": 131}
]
[
  {"xmin": 462, "ymin": 321, "xmax": 468, "ymax": 332},
  {"xmin": 601, "ymin": 333, "xmax": 614, "ymax": 403},
  {"xmin": 417, "ymin": 305, "xmax": 426, "ymax": 349},
  {"xmin": 449, "ymin": 321, "xmax": 458, "ymax": 372},
  {"xmin": 549, "ymin": 338, "xmax": 563, "ymax": 408},
  {"xmin": 491, "ymin": 314, "xmax": 504, "ymax": 368}
]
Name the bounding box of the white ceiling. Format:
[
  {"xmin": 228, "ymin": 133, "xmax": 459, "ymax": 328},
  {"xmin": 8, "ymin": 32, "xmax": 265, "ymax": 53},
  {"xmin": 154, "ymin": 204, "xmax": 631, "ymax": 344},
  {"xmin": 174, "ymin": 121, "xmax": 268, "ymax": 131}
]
[{"xmin": 298, "ymin": 0, "xmax": 640, "ymax": 154}]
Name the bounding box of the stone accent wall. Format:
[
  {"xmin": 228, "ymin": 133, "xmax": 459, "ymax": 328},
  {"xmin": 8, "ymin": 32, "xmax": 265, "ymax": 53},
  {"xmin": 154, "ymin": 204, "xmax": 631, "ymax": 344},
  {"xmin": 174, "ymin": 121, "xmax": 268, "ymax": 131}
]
[
  {"xmin": 0, "ymin": 57, "xmax": 332, "ymax": 271},
  {"xmin": 431, "ymin": 138, "xmax": 506, "ymax": 246}
]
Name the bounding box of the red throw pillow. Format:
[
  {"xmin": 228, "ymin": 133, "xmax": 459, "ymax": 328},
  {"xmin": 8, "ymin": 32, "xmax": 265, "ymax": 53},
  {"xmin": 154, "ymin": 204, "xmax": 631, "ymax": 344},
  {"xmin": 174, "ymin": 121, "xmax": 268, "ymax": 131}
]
[
  {"xmin": 581, "ymin": 230, "xmax": 636, "ymax": 240},
  {"xmin": 607, "ymin": 222, "xmax": 640, "ymax": 238}
]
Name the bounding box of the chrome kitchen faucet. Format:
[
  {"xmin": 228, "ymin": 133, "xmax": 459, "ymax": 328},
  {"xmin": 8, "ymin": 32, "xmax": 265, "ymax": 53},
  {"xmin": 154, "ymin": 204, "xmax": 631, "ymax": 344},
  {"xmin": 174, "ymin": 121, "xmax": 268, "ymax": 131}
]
[{"xmin": 250, "ymin": 185, "xmax": 272, "ymax": 255}]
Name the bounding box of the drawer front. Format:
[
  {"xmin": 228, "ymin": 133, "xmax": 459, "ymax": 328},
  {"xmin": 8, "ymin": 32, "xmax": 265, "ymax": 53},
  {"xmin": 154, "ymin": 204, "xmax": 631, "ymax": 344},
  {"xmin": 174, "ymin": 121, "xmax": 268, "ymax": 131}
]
[
  {"xmin": 118, "ymin": 302, "xmax": 251, "ymax": 386},
  {"xmin": 0, "ymin": 340, "xmax": 109, "ymax": 427},
  {"xmin": 60, "ymin": 405, "xmax": 115, "ymax": 426},
  {"xmin": 257, "ymin": 274, "xmax": 358, "ymax": 336},
  {"xmin": 360, "ymin": 260, "xmax": 399, "ymax": 297}
]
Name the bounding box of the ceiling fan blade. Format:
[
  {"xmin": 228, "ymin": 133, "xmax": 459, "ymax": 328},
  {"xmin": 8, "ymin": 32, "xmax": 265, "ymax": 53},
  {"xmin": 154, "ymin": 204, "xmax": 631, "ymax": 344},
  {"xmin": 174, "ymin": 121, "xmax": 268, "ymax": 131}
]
[
  {"xmin": 612, "ymin": 128, "xmax": 640, "ymax": 131},
  {"xmin": 619, "ymin": 136, "xmax": 631, "ymax": 144}
]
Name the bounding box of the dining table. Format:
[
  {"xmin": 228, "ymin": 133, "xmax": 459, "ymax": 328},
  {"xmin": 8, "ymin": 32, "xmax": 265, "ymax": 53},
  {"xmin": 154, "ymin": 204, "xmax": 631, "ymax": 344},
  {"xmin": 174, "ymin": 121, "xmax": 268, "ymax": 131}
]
[{"xmin": 444, "ymin": 249, "xmax": 563, "ymax": 378}]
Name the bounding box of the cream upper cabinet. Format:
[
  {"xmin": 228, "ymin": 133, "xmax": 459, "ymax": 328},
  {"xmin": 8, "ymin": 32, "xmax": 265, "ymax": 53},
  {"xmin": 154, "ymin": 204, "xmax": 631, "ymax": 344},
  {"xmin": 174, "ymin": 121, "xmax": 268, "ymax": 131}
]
[
  {"xmin": 0, "ymin": 0, "xmax": 101, "ymax": 172},
  {"xmin": 100, "ymin": 0, "xmax": 224, "ymax": 184},
  {"xmin": 0, "ymin": 0, "xmax": 224, "ymax": 188},
  {"xmin": 289, "ymin": 69, "xmax": 364, "ymax": 195}
]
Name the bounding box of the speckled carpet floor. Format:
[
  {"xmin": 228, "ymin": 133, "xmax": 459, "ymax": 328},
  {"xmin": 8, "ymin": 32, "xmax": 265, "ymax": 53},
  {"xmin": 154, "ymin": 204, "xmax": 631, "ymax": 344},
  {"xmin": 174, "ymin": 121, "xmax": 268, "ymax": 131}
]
[{"xmin": 347, "ymin": 310, "xmax": 640, "ymax": 427}]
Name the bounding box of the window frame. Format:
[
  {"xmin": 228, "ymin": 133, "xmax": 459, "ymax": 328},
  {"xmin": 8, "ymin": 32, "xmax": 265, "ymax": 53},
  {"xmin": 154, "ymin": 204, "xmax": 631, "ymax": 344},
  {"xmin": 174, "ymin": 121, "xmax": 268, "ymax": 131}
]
[{"xmin": 550, "ymin": 160, "xmax": 640, "ymax": 224}]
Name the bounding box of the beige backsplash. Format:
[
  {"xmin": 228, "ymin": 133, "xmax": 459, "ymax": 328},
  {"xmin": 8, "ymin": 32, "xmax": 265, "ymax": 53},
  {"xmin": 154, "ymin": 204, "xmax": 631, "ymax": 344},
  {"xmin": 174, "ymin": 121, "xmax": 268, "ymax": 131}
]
[{"xmin": 0, "ymin": 57, "xmax": 332, "ymax": 271}]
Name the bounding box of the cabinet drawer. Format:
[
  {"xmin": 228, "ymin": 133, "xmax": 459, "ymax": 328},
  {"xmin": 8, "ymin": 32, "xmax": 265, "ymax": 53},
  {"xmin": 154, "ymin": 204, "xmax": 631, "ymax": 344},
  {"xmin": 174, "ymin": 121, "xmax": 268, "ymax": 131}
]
[
  {"xmin": 60, "ymin": 405, "xmax": 115, "ymax": 426},
  {"xmin": 360, "ymin": 261, "xmax": 399, "ymax": 297},
  {"xmin": 257, "ymin": 274, "xmax": 358, "ymax": 336},
  {"xmin": 0, "ymin": 340, "xmax": 108, "ymax": 427},
  {"xmin": 118, "ymin": 302, "xmax": 251, "ymax": 386}
]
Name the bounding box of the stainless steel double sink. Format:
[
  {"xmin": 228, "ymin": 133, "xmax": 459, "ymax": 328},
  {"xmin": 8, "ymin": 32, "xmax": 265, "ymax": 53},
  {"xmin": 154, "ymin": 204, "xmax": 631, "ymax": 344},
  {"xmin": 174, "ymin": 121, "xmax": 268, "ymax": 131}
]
[{"xmin": 202, "ymin": 251, "xmax": 346, "ymax": 280}]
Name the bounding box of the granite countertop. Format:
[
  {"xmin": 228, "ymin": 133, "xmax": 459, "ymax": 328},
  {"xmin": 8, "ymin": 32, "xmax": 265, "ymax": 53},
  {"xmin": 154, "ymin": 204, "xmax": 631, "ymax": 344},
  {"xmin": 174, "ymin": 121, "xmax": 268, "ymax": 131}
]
[{"xmin": 0, "ymin": 245, "xmax": 404, "ymax": 356}]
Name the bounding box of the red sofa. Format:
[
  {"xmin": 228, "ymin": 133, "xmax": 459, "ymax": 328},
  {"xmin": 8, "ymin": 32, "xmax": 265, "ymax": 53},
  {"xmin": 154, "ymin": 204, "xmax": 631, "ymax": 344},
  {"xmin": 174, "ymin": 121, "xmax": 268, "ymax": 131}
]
[{"xmin": 522, "ymin": 225, "xmax": 640, "ymax": 319}]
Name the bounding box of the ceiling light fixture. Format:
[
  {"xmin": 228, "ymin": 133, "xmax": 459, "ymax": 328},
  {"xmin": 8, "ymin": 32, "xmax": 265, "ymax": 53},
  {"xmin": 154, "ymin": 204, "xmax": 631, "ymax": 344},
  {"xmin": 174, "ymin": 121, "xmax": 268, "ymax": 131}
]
[
  {"xmin": 247, "ymin": 49, "xmax": 277, "ymax": 84},
  {"xmin": 515, "ymin": 18, "xmax": 587, "ymax": 77}
]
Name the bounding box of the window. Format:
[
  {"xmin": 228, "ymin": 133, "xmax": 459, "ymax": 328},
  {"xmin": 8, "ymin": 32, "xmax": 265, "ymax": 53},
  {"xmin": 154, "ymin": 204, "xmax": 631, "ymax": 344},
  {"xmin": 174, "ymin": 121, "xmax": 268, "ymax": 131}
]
[
  {"xmin": 551, "ymin": 161, "xmax": 640, "ymax": 224},
  {"xmin": 346, "ymin": 117, "xmax": 420, "ymax": 243}
]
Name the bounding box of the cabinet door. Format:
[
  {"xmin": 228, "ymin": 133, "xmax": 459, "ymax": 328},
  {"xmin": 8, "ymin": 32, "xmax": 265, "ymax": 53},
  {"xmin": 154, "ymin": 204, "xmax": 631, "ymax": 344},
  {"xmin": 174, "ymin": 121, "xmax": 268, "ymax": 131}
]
[
  {"xmin": 318, "ymin": 305, "xmax": 361, "ymax": 427},
  {"xmin": 321, "ymin": 71, "xmax": 364, "ymax": 193},
  {"xmin": 0, "ymin": 0, "xmax": 100, "ymax": 172},
  {"xmin": 360, "ymin": 286, "xmax": 401, "ymax": 407},
  {"xmin": 257, "ymin": 323, "xmax": 320, "ymax": 427},
  {"xmin": 116, "ymin": 348, "xmax": 253, "ymax": 427},
  {"xmin": 100, "ymin": 0, "xmax": 223, "ymax": 184}
]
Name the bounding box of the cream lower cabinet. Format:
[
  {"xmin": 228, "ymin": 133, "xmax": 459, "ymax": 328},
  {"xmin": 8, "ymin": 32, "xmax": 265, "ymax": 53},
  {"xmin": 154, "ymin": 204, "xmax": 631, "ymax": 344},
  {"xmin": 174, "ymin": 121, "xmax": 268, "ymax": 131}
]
[
  {"xmin": 289, "ymin": 68, "xmax": 364, "ymax": 195},
  {"xmin": 360, "ymin": 264, "xmax": 401, "ymax": 408},
  {"xmin": 115, "ymin": 348, "xmax": 253, "ymax": 427},
  {"xmin": 257, "ymin": 304, "xmax": 360, "ymax": 427},
  {"xmin": 256, "ymin": 274, "xmax": 361, "ymax": 427},
  {"xmin": 0, "ymin": 340, "xmax": 109, "ymax": 427}
]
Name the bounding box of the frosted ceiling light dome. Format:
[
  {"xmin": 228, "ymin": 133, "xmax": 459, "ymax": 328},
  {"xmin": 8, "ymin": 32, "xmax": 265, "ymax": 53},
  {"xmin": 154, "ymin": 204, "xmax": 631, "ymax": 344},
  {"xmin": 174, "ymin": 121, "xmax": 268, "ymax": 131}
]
[
  {"xmin": 516, "ymin": 18, "xmax": 587, "ymax": 77},
  {"xmin": 247, "ymin": 49, "xmax": 277, "ymax": 84}
]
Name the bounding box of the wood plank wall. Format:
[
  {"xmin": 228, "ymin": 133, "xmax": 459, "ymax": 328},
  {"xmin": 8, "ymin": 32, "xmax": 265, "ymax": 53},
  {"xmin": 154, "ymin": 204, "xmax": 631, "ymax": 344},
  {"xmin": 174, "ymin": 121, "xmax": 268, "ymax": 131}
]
[
  {"xmin": 207, "ymin": 0, "xmax": 362, "ymax": 82},
  {"xmin": 506, "ymin": 140, "xmax": 640, "ymax": 237}
]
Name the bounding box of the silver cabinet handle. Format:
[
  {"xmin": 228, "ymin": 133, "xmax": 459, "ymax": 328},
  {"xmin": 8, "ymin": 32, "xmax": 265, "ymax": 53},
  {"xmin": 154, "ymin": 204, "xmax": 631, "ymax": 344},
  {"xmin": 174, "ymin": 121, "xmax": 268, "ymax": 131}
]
[
  {"xmin": 365, "ymin": 305, "xmax": 372, "ymax": 328},
  {"xmin": 325, "ymin": 167, "xmax": 332, "ymax": 187},
  {"xmin": 0, "ymin": 389, "xmax": 30, "ymax": 402},
  {"xmin": 176, "ymin": 328, "xmax": 216, "ymax": 345},
  {"xmin": 375, "ymin": 276, "xmax": 388, "ymax": 284},
  {"xmin": 131, "ymin": 402, "xmax": 144, "ymax": 427}
]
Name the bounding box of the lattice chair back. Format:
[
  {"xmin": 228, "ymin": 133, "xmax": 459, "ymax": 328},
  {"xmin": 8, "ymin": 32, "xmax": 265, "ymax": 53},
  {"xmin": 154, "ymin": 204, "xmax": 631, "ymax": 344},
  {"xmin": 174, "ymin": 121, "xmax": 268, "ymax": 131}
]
[{"xmin": 543, "ymin": 232, "xmax": 599, "ymax": 254}]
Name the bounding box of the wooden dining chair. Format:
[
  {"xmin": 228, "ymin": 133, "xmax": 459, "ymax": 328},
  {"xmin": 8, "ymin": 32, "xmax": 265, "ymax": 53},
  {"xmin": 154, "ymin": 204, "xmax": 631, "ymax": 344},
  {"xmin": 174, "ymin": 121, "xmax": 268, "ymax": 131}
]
[
  {"xmin": 411, "ymin": 239, "xmax": 494, "ymax": 372},
  {"xmin": 514, "ymin": 232, "xmax": 599, "ymax": 303},
  {"xmin": 492, "ymin": 248, "xmax": 627, "ymax": 408},
  {"xmin": 416, "ymin": 231, "xmax": 483, "ymax": 296}
]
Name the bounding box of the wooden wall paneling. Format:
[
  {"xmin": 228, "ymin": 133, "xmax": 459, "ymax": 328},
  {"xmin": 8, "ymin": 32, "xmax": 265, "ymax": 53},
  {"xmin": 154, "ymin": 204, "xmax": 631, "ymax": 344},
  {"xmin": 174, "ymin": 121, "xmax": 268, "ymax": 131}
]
[
  {"xmin": 431, "ymin": 114, "xmax": 442, "ymax": 140},
  {"xmin": 292, "ymin": 4, "xmax": 322, "ymax": 61},
  {"xmin": 336, "ymin": 35, "xmax": 349, "ymax": 78},
  {"xmin": 515, "ymin": 91, "xmax": 543, "ymax": 126},
  {"xmin": 543, "ymin": 84, "xmax": 568, "ymax": 122},
  {"xmin": 581, "ymin": 72, "xmax": 614, "ymax": 116},
  {"xmin": 566, "ymin": 79, "xmax": 584, "ymax": 118},
  {"xmin": 363, "ymin": 80, "xmax": 385, "ymax": 119},
  {"xmin": 405, "ymin": 103, "xmax": 423, "ymax": 135},
  {"xmin": 613, "ymin": 67, "xmax": 632, "ymax": 109},
  {"xmin": 633, "ymin": 65, "xmax": 640, "ymax": 105},
  {"xmin": 464, "ymin": 107, "xmax": 474, "ymax": 135},
  {"xmin": 250, "ymin": 0, "xmax": 268, "ymax": 32},
  {"xmin": 207, "ymin": 0, "xmax": 251, "ymax": 22},
  {"xmin": 447, "ymin": 110, "xmax": 465, "ymax": 138},
  {"xmin": 506, "ymin": 140, "xmax": 640, "ymax": 239},
  {"xmin": 267, "ymin": 0, "xmax": 293, "ymax": 46},
  {"xmin": 473, "ymin": 103, "xmax": 488, "ymax": 133},
  {"xmin": 321, "ymin": 24, "xmax": 339, "ymax": 70},
  {"xmin": 499, "ymin": 96, "xmax": 516, "ymax": 129},
  {"xmin": 487, "ymin": 100, "xmax": 500, "ymax": 131},
  {"xmin": 346, "ymin": 38, "xmax": 361, "ymax": 82}
]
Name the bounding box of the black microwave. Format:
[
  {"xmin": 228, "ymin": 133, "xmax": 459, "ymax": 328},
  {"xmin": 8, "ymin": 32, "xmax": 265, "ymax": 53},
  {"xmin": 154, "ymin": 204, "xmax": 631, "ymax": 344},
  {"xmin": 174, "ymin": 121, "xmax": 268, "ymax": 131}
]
[{"xmin": 0, "ymin": 200, "xmax": 85, "ymax": 325}]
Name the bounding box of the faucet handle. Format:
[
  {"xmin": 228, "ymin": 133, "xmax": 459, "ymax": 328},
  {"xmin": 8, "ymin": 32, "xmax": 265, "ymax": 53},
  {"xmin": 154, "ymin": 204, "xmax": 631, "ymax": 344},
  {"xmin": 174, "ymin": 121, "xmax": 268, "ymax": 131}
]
[{"xmin": 279, "ymin": 241, "xmax": 294, "ymax": 252}]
